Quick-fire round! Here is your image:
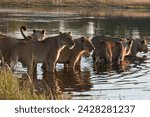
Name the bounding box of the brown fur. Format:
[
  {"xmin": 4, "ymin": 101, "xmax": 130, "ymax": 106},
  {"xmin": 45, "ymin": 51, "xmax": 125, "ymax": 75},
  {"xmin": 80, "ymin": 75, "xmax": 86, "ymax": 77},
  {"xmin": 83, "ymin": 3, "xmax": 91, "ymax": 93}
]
[
  {"xmin": 57, "ymin": 37, "xmax": 95, "ymax": 69},
  {"xmin": 94, "ymin": 40, "xmax": 122, "ymax": 64},
  {"xmin": 0, "ymin": 34, "xmax": 17, "ymax": 64},
  {"xmin": 75, "ymin": 50, "xmax": 91, "ymax": 67},
  {"xmin": 9, "ymin": 32, "xmax": 74, "ymax": 76},
  {"xmin": 20, "ymin": 26, "xmax": 45, "ymax": 41},
  {"xmin": 129, "ymin": 39, "xmax": 148, "ymax": 56},
  {"xmin": 92, "ymin": 35, "xmax": 148, "ymax": 56},
  {"xmin": 0, "ymin": 26, "xmax": 45, "ymax": 65},
  {"xmin": 92, "ymin": 36, "xmax": 133, "ymax": 64}
]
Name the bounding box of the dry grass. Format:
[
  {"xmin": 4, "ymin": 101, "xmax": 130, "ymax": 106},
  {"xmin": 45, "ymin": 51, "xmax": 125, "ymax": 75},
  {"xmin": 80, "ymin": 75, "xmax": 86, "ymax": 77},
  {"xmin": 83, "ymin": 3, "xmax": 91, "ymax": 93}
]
[
  {"xmin": 0, "ymin": 68, "xmax": 52, "ymax": 100},
  {"xmin": 99, "ymin": 0, "xmax": 150, "ymax": 5},
  {"xmin": 0, "ymin": 0, "xmax": 150, "ymax": 7}
]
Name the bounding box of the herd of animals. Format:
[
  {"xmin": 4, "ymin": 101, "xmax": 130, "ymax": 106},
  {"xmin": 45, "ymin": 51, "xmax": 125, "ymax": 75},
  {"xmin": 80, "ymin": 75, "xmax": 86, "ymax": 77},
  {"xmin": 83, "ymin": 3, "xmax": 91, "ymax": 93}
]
[{"xmin": 0, "ymin": 26, "xmax": 149, "ymax": 78}]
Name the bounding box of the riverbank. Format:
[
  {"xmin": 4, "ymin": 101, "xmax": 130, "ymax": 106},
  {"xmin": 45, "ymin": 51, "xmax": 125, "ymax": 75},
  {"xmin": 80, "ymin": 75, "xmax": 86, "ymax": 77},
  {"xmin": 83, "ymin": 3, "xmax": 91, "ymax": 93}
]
[
  {"xmin": 0, "ymin": 0, "xmax": 150, "ymax": 9},
  {"xmin": 0, "ymin": 68, "xmax": 64, "ymax": 100}
]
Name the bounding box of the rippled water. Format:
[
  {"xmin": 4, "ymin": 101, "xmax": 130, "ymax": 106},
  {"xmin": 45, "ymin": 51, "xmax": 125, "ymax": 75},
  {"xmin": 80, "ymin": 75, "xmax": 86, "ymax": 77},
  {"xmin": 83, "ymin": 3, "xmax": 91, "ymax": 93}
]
[{"xmin": 1, "ymin": 7, "xmax": 150, "ymax": 100}]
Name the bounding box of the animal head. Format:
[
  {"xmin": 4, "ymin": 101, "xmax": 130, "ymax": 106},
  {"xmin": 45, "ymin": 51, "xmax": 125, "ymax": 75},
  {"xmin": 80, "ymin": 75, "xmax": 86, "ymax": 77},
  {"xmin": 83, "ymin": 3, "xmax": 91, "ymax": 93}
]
[
  {"xmin": 120, "ymin": 38, "xmax": 133, "ymax": 55},
  {"xmin": 20, "ymin": 26, "xmax": 45, "ymax": 41},
  {"xmin": 59, "ymin": 32, "xmax": 74, "ymax": 48},
  {"xmin": 81, "ymin": 37, "xmax": 95, "ymax": 52},
  {"xmin": 82, "ymin": 51, "xmax": 91, "ymax": 57},
  {"xmin": 137, "ymin": 39, "xmax": 148, "ymax": 53},
  {"xmin": 32, "ymin": 29, "xmax": 45, "ymax": 41}
]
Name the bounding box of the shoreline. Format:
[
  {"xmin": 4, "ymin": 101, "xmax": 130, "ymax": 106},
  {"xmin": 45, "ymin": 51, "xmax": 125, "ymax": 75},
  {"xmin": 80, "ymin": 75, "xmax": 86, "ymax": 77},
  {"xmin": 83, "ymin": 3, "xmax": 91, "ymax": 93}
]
[
  {"xmin": 1, "ymin": 6, "xmax": 150, "ymax": 19},
  {"xmin": 0, "ymin": 1, "xmax": 150, "ymax": 10}
]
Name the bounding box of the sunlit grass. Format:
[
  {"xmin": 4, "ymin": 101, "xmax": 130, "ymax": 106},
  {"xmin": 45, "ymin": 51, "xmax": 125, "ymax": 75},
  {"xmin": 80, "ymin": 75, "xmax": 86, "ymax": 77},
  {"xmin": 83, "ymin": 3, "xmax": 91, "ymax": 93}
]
[{"xmin": 0, "ymin": 68, "xmax": 53, "ymax": 100}]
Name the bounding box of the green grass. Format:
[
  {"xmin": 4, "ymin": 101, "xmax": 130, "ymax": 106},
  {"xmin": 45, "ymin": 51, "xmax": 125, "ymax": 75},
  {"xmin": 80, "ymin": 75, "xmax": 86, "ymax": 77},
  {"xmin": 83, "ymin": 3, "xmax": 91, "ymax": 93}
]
[{"xmin": 0, "ymin": 68, "xmax": 55, "ymax": 100}]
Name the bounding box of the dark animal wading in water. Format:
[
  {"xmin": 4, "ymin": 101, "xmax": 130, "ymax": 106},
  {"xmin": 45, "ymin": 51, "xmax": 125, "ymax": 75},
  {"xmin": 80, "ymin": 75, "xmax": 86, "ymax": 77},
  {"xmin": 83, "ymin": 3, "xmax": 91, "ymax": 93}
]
[
  {"xmin": 91, "ymin": 36, "xmax": 133, "ymax": 65},
  {"xmin": 92, "ymin": 35, "xmax": 148, "ymax": 58},
  {"xmin": 0, "ymin": 26, "xmax": 45, "ymax": 66},
  {"xmin": 57, "ymin": 37, "xmax": 95, "ymax": 69},
  {"xmin": 9, "ymin": 32, "xmax": 74, "ymax": 77},
  {"xmin": 128, "ymin": 39, "xmax": 148, "ymax": 56}
]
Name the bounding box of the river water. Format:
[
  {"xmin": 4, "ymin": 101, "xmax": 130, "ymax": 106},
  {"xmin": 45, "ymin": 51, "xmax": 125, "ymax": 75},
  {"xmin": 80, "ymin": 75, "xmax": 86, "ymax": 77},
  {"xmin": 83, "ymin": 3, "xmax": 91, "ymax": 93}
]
[{"xmin": 1, "ymin": 7, "xmax": 150, "ymax": 100}]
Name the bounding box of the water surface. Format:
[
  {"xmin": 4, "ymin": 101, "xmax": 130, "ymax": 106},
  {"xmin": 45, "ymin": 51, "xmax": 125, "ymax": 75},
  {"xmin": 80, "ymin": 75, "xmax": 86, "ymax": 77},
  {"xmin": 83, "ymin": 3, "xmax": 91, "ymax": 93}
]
[{"xmin": 1, "ymin": 7, "xmax": 150, "ymax": 100}]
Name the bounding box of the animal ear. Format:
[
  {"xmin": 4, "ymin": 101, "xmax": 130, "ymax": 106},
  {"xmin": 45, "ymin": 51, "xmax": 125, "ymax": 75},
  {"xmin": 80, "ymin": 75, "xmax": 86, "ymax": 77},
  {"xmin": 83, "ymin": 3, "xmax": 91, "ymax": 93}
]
[
  {"xmin": 119, "ymin": 38, "xmax": 123, "ymax": 41},
  {"xmin": 28, "ymin": 36, "xmax": 32, "ymax": 39},
  {"xmin": 59, "ymin": 31, "xmax": 62, "ymax": 35},
  {"xmin": 87, "ymin": 37, "xmax": 90, "ymax": 40},
  {"xmin": 42, "ymin": 30, "xmax": 45, "ymax": 34},
  {"xmin": 81, "ymin": 37, "xmax": 85, "ymax": 42},
  {"xmin": 33, "ymin": 29, "xmax": 36, "ymax": 33},
  {"xmin": 128, "ymin": 40, "xmax": 133, "ymax": 45},
  {"xmin": 141, "ymin": 40, "xmax": 145, "ymax": 44},
  {"xmin": 68, "ymin": 32, "xmax": 72, "ymax": 35}
]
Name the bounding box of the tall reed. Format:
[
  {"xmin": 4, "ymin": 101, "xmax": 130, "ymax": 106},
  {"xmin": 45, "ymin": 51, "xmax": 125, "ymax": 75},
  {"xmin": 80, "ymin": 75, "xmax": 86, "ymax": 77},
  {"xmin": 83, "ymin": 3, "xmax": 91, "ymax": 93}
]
[{"xmin": 0, "ymin": 68, "xmax": 51, "ymax": 100}]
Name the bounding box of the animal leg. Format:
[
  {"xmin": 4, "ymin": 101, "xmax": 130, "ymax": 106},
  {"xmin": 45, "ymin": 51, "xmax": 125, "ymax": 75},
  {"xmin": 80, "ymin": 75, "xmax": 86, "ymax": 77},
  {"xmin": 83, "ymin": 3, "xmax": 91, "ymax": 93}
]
[
  {"xmin": 75, "ymin": 56, "xmax": 81, "ymax": 66},
  {"xmin": 92, "ymin": 51, "xmax": 96, "ymax": 63},
  {"xmin": 47, "ymin": 62, "xmax": 55, "ymax": 73},
  {"xmin": 68, "ymin": 58, "xmax": 77, "ymax": 69},
  {"xmin": 64, "ymin": 63, "xmax": 68, "ymax": 68},
  {"xmin": 27, "ymin": 62, "xmax": 36, "ymax": 78},
  {"xmin": 9, "ymin": 55, "xmax": 18, "ymax": 72}
]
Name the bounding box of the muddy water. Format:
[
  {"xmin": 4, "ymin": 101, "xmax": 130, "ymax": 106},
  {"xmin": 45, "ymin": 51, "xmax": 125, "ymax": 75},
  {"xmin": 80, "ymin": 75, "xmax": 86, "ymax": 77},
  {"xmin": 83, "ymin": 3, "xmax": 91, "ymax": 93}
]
[{"xmin": 1, "ymin": 7, "xmax": 150, "ymax": 100}]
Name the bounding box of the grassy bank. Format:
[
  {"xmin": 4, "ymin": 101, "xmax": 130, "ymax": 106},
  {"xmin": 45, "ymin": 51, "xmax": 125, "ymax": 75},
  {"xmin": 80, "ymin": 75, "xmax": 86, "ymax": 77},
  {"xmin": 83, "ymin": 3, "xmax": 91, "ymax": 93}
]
[
  {"xmin": 0, "ymin": 68, "xmax": 57, "ymax": 100},
  {"xmin": 0, "ymin": 0, "xmax": 150, "ymax": 8}
]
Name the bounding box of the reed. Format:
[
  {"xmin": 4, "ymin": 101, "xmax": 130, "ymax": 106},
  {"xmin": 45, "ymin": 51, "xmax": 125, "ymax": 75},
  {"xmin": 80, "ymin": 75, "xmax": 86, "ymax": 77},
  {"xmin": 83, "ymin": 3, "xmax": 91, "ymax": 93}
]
[{"xmin": 0, "ymin": 68, "xmax": 52, "ymax": 100}]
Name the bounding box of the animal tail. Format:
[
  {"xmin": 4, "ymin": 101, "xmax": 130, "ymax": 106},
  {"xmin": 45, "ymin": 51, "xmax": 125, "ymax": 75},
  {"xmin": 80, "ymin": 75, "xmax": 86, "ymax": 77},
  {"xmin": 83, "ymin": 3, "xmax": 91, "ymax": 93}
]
[{"xmin": 20, "ymin": 26, "xmax": 31, "ymax": 40}]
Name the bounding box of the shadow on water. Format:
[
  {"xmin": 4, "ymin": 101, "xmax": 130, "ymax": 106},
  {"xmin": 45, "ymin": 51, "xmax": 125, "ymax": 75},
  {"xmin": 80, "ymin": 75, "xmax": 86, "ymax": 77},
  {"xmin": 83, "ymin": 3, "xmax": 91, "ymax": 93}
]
[
  {"xmin": 55, "ymin": 69, "xmax": 92, "ymax": 93},
  {"xmin": 88, "ymin": 55, "xmax": 150, "ymax": 99},
  {"xmin": 93, "ymin": 55, "xmax": 149, "ymax": 77},
  {"xmin": 21, "ymin": 67, "xmax": 93, "ymax": 99},
  {"xmin": 17, "ymin": 55, "xmax": 149, "ymax": 100},
  {"xmin": 33, "ymin": 72, "xmax": 63, "ymax": 100},
  {"xmin": 93, "ymin": 61, "xmax": 131, "ymax": 75}
]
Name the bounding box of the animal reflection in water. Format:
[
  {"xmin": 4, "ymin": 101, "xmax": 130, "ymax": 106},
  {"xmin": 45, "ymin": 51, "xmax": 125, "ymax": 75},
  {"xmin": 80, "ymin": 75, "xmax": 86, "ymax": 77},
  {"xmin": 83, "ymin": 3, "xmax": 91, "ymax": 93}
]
[
  {"xmin": 93, "ymin": 55, "xmax": 148, "ymax": 75},
  {"xmin": 56, "ymin": 69, "xmax": 92, "ymax": 92},
  {"xmin": 19, "ymin": 68, "xmax": 92, "ymax": 99},
  {"xmin": 34, "ymin": 73, "xmax": 62, "ymax": 100}
]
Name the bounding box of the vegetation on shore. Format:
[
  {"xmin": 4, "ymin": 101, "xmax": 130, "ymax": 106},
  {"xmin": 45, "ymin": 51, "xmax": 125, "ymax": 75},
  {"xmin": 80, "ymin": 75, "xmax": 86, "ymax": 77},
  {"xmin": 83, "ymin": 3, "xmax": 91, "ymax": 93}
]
[
  {"xmin": 0, "ymin": 68, "xmax": 61, "ymax": 100},
  {"xmin": 0, "ymin": 0, "xmax": 150, "ymax": 9}
]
